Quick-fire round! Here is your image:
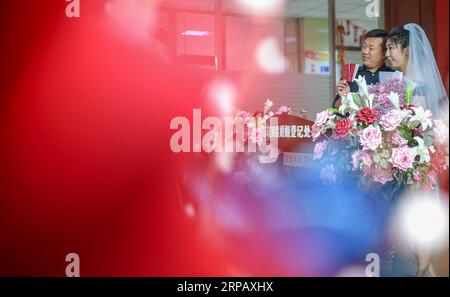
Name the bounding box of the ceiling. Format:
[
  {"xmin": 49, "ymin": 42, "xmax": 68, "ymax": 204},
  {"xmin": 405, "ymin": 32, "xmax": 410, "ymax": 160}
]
[
  {"xmin": 160, "ymin": 0, "xmax": 379, "ymax": 20},
  {"xmin": 159, "ymin": 0, "xmax": 379, "ymax": 35}
]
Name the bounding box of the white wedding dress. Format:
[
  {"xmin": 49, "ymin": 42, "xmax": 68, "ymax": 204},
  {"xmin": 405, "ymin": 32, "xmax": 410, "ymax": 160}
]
[
  {"xmin": 381, "ymin": 23, "xmax": 448, "ymax": 277},
  {"xmin": 403, "ymin": 23, "xmax": 449, "ymax": 123}
]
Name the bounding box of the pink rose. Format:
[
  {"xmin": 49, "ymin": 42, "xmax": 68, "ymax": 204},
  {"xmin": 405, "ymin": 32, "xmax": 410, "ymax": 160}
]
[
  {"xmin": 312, "ymin": 124, "xmax": 322, "ymax": 141},
  {"xmin": 390, "ymin": 130, "xmax": 408, "ymax": 147},
  {"xmin": 314, "ymin": 111, "xmax": 333, "ymax": 128},
  {"xmin": 277, "ymin": 105, "xmax": 292, "ymax": 115},
  {"xmin": 359, "ymin": 126, "xmax": 382, "ymax": 151},
  {"xmin": 389, "ymin": 147, "xmax": 416, "ymax": 171},
  {"xmin": 351, "ymin": 150, "xmax": 373, "ymax": 172},
  {"xmin": 313, "ymin": 140, "xmax": 328, "ymax": 160},
  {"xmin": 380, "ymin": 111, "xmax": 402, "ymax": 131},
  {"xmin": 372, "ymin": 167, "xmax": 394, "ymax": 184}
]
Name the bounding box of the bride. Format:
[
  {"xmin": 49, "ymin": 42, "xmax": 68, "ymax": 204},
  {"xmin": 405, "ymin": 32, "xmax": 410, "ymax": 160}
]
[
  {"xmin": 385, "ymin": 23, "xmax": 449, "ymax": 122},
  {"xmin": 382, "ymin": 24, "xmax": 449, "ymax": 277}
]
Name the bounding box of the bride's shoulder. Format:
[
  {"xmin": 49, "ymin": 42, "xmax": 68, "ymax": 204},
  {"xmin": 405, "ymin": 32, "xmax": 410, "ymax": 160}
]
[
  {"xmin": 402, "ymin": 77, "xmax": 424, "ymax": 92},
  {"xmin": 402, "ymin": 76, "xmax": 417, "ymax": 86}
]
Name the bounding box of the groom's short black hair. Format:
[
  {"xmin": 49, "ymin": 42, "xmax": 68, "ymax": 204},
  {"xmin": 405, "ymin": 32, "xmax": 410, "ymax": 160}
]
[{"xmin": 364, "ymin": 29, "xmax": 389, "ymax": 49}]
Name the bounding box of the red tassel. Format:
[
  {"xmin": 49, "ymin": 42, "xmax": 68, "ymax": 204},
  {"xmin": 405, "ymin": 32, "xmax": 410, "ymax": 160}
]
[{"xmin": 346, "ymin": 20, "xmax": 351, "ymax": 35}]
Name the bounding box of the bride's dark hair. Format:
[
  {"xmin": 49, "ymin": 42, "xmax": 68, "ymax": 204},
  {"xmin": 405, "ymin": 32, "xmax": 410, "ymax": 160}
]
[{"xmin": 387, "ymin": 26, "xmax": 409, "ymax": 49}]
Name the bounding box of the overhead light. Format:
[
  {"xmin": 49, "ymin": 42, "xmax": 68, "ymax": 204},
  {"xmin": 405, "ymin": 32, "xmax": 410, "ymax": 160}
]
[
  {"xmin": 181, "ymin": 30, "xmax": 213, "ymax": 37},
  {"xmin": 237, "ymin": 0, "xmax": 284, "ymax": 15}
]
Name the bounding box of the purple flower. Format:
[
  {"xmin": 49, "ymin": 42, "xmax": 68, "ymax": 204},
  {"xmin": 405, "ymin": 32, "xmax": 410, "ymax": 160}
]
[{"xmin": 369, "ymin": 79, "xmax": 407, "ymax": 114}]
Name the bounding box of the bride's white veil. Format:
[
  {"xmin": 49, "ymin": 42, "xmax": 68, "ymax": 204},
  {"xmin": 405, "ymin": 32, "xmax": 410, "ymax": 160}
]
[{"xmin": 404, "ymin": 23, "xmax": 449, "ymax": 121}]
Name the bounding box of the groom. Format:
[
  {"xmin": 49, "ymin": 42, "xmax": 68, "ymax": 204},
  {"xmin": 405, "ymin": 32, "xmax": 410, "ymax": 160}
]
[{"xmin": 333, "ymin": 29, "xmax": 395, "ymax": 108}]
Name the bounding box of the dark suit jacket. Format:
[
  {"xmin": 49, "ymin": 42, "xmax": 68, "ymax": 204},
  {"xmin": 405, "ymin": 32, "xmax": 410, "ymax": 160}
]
[{"xmin": 333, "ymin": 64, "xmax": 395, "ymax": 107}]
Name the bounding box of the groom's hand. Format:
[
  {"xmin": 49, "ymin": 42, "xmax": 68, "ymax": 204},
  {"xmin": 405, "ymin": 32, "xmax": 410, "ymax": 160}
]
[{"xmin": 337, "ymin": 80, "xmax": 350, "ymax": 97}]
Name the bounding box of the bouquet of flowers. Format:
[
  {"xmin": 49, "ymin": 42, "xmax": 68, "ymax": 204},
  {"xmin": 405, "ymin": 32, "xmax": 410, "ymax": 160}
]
[
  {"xmin": 312, "ymin": 76, "xmax": 449, "ymax": 192},
  {"xmin": 232, "ymin": 99, "xmax": 292, "ymax": 152}
]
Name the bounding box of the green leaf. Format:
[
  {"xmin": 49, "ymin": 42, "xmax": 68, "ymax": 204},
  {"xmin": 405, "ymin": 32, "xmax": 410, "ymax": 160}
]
[
  {"xmin": 408, "ymin": 139, "xmax": 419, "ymax": 147},
  {"xmin": 327, "ymin": 108, "xmax": 339, "ymax": 113},
  {"xmin": 406, "ymin": 175, "xmax": 414, "ymax": 185},
  {"xmin": 405, "ymin": 83, "xmax": 414, "ymax": 106},
  {"xmin": 423, "ymin": 134, "xmax": 433, "ymax": 146},
  {"xmin": 352, "ymin": 93, "xmax": 363, "ymax": 107},
  {"xmin": 400, "ymin": 129, "xmax": 413, "ymax": 141},
  {"xmin": 381, "ymin": 149, "xmax": 390, "ymax": 158},
  {"xmin": 393, "ymin": 171, "xmax": 403, "ymax": 183},
  {"xmin": 373, "ymin": 154, "xmax": 381, "ymax": 163}
]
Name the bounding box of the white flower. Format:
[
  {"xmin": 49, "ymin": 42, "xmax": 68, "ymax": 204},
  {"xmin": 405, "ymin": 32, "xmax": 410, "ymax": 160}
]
[
  {"xmin": 355, "ymin": 75, "xmax": 369, "ymax": 98},
  {"xmin": 398, "ymin": 109, "xmax": 412, "ymax": 119},
  {"xmin": 413, "ymin": 137, "xmax": 431, "ymax": 164},
  {"xmin": 314, "ymin": 110, "xmax": 335, "ymax": 128},
  {"xmin": 410, "ymin": 106, "xmax": 433, "ymax": 131},
  {"xmin": 367, "ymin": 93, "xmax": 375, "ymax": 109},
  {"xmin": 339, "ymin": 93, "xmax": 360, "ymax": 114},
  {"xmin": 264, "ymin": 99, "xmax": 274, "ymax": 114},
  {"xmin": 263, "ymin": 111, "xmax": 274, "ymax": 121},
  {"xmin": 388, "ymin": 92, "xmax": 400, "ymax": 110},
  {"xmin": 348, "ymin": 112, "xmax": 357, "ymax": 121}
]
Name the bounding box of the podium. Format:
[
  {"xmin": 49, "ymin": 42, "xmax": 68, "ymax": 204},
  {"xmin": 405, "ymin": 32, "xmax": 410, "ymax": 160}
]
[{"xmin": 269, "ymin": 113, "xmax": 315, "ymax": 168}]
